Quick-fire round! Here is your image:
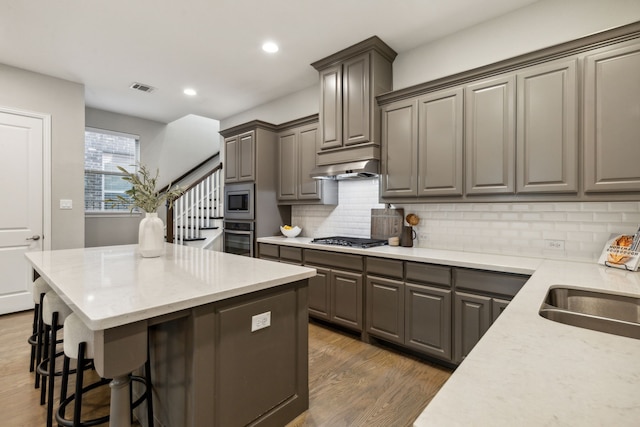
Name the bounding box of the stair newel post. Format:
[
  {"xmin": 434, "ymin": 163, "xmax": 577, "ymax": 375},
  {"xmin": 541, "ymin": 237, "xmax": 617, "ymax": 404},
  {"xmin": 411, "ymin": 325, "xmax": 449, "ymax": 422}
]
[{"xmin": 166, "ymin": 200, "xmax": 174, "ymax": 243}]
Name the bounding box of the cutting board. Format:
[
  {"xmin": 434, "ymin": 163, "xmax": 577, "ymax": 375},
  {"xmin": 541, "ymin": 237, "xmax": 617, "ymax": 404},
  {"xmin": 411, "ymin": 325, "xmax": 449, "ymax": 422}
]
[{"xmin": 371, "ymin": 207, "xmax": 404, "ymax": 240}]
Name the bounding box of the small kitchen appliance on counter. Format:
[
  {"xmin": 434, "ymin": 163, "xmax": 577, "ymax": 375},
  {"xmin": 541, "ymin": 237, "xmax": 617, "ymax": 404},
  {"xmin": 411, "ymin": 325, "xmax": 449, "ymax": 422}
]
[{"xmin": 311, "ymin": 236, "xmax": 388, "ymax": 249}]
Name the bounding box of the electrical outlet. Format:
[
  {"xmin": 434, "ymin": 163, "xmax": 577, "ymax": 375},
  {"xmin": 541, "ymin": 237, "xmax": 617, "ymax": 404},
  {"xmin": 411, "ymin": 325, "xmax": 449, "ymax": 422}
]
[
  {"xmin": 59, "ymin": 199, "xmax": 73, "ymax": 210},
  {"xmin": 544, "ymin": 239, "xmax": 565, "ymax": 250},
  {"xmin": 251, "ymin": 311, "xmax": 271, "ymax": 332}
]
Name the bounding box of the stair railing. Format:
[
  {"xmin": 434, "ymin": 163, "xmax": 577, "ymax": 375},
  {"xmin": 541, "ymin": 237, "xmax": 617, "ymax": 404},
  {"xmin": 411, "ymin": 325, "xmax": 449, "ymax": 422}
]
[{"xmin": 167, "ymin": 163, "xmax": 223, "ymax": 244}]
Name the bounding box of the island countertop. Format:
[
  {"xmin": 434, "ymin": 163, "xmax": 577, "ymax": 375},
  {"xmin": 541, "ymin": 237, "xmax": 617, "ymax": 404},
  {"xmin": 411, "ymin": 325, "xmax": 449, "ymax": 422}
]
[
  {"xmin": 25, "ymin": 243, "xmax": 316, "ymax": 331},
  {"xmin": 258, "ymin": 236, "xmax": 640, "ymax": 426}
]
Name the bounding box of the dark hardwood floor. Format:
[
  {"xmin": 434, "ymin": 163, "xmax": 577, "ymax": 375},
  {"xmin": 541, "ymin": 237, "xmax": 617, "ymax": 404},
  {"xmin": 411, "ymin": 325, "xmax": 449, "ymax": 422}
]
[{"xmin": 1, "ymin": 310, "xmax": 451, "ymax": 427}]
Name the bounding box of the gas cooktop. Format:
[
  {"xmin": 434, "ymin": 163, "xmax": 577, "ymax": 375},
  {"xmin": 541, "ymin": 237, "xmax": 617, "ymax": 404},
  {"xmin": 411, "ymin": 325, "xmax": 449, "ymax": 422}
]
[{"xmin": 311, "ymin": 236, "xmax": 388, "ymax": 249}]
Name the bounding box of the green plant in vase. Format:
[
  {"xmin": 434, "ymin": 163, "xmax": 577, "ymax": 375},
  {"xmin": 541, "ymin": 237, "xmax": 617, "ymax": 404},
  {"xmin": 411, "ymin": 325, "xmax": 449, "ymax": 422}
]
[{"xmin": 113, "ymin": 164, "xmax": 184, "ymax": 257}]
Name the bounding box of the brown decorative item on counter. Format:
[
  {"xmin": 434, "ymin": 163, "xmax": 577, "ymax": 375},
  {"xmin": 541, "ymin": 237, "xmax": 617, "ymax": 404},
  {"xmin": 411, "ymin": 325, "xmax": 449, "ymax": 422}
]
[{"xmin": 401, "ymin": 213, "xmax": 419, "ymax": 247}]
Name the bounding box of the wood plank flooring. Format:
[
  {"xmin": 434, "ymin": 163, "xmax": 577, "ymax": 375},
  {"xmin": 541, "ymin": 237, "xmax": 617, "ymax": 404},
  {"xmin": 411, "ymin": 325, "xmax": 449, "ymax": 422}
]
[{"xmin": 1, "ymin": 311, "xmax": 451, "ymax": 427}]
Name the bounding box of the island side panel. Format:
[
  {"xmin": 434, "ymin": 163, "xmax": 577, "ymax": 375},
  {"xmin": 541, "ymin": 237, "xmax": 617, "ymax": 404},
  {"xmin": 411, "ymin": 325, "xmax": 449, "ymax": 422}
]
[
  {"xmin": 213, "ymin": 280, "xmax": 309, "ymax": 427},
  {"xmin": 149, "ymin": 279, "xmax": 309, "ymax": 427}
]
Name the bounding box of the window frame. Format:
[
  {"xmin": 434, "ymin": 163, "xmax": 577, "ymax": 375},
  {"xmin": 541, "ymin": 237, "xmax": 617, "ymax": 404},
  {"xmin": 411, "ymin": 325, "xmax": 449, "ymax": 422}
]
[{"xmin": 84, "ymin": 127, "xmax": 141, "ymax": 216}]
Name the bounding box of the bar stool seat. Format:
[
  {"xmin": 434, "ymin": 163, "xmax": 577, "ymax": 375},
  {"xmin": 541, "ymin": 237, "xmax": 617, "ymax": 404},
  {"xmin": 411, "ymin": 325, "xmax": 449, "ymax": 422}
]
[
  {"xmin": 36, "ymin": 291, "xmax": 74, "ymax": 427},
  {"xmin": 56, "ymin": 313, "xmax": 154, "ymax": 427},
  {"xmin": 27, "ymin": 277, "xmax": 51, "ymax": 388}
]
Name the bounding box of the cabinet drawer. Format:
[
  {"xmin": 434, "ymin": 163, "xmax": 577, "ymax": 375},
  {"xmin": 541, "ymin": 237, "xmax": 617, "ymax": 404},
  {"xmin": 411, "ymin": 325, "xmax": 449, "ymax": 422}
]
[
  {"xmin": 405, "ymin": 262, "xmax": 451, "ymax": 287},
  {"xmin": 366, "ymin": 257, "xmax": 403, "ymax": 279},
  {"xmin": 258, "ymin": 243, "xmax": 279, "ymax": 259},
  {"xmin": 280, "ymin": 247, "xmax": 302, "ymax": 263},
  {"xmin": 455, "ymin": 268, "xmax": 529, "ymax": 298},
  {"xmin": 304, "ymin": 249, "xmax": 363, "ymax": 271}
]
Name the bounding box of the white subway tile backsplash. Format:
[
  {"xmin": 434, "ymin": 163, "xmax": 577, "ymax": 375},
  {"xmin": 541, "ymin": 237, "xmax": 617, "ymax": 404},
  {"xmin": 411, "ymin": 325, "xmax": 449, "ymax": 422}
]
[{"xmin": 291, "ymin": 178, "xmax": 640, "ymax": 263}]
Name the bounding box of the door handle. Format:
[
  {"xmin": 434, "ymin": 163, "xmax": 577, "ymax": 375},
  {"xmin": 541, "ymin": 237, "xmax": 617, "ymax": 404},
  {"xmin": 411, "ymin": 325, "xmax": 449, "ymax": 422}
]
[{"xmin": 26, "ymin": 235, "xmax": 41, "ymax": 241}]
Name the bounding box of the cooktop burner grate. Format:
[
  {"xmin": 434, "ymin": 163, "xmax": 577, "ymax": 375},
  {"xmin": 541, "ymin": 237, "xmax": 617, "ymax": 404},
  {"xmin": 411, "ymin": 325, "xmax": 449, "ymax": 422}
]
[{"xmin": 311, "ymin": 236, "xmax": 388, "ymax": 248}]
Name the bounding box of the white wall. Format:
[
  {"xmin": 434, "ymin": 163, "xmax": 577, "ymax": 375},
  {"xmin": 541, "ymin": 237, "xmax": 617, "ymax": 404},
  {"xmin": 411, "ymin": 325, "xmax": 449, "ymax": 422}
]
[
  {"xmin": 393, "ymin": 0, "xmax": 640, "ymax": 90},
  {"xmin": 0, "ymin": 63, "xmax": 85, "ymax": 250},
  {"xmin": 85, "ymin": 108, "xmax": 220, "ymax": 247}
]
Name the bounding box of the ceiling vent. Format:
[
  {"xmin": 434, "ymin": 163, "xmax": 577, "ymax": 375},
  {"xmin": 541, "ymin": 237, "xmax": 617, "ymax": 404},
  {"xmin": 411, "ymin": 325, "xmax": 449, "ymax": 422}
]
[{"xmin": 129, "ymin": 82, "xmax": 156, "ymax": 93}]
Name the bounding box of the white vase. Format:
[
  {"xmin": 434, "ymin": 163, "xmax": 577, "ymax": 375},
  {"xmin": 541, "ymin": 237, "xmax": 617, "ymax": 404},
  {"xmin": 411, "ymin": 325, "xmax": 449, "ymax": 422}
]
[{"xmin": 138, "ymin": 212, "xmax": 164, "ymax": 258}]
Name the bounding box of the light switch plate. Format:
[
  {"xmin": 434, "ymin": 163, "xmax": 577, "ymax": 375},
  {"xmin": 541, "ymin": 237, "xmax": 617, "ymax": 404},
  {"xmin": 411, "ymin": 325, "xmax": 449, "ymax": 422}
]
[
  {"xmin": 59, "ymin": 199, "xmax": 73, "ymax": 210},
  {"xmin": 251, "ymin": 311, "xmax": 271, "ymax": 332}
]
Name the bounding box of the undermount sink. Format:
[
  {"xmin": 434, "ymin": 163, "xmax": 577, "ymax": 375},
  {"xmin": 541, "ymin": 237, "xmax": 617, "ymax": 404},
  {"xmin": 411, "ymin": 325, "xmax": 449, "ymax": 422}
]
[{"xmin": 539, "ymin": 286, "xmax": 640, "ymax": 340}]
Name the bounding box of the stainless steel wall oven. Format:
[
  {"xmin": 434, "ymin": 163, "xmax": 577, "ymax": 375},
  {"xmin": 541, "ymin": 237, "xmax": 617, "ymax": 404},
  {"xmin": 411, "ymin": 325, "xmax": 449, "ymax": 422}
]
[{"xmin": 223, "ymin": 221, "xmax": 254, "ymax": 257}]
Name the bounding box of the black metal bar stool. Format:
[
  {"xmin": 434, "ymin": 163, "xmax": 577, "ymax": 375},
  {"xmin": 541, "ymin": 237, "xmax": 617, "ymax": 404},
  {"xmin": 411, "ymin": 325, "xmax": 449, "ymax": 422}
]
[
  {"xmin": 27, "ymin": 276, "xmax": 50, "ymax": 388},
  {"xmin": 56, "ymin": 313, "xmax": 154, "ymax": 427},
  {"xmin": 36, "ymin": 291, "xmax": 73, "ymax": 427}
]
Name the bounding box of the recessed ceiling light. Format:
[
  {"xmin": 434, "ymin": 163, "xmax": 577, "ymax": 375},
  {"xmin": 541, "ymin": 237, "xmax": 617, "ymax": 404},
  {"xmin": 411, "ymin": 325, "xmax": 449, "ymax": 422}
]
[
  {"xmin": 262, "ymin": 41, "xmax": 279, "ymax": 53},
  {"xmin": 183, "ymin": 88, "xmax": 197, "ymax": 96}
]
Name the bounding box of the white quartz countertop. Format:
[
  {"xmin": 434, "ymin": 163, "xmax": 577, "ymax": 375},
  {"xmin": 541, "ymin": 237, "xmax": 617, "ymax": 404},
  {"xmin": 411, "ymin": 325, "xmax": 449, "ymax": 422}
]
[
  {"xmin": 258, "ymin": 236, "xmax": 640, "ymax": 426},
  {"xmin": 26, "ymin": 243, "xmax": 316, "ymax": 331}
]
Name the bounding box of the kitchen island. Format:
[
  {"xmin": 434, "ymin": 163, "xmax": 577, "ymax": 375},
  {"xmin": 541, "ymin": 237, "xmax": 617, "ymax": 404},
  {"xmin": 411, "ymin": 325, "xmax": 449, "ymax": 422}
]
[
  {"xmin": 258, "ymin": 236, "xmax": 640, "ymax": 426},
  {"xmin": 26, "ymin": 243, "xmax": 316, "ymax": 427}
]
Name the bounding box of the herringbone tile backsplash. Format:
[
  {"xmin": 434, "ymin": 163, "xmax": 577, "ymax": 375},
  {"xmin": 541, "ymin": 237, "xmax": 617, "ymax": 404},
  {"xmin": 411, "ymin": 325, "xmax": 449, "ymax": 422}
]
[{"xmin": 292, "ymin": 178, "xmax": 640, "ymax": 262}]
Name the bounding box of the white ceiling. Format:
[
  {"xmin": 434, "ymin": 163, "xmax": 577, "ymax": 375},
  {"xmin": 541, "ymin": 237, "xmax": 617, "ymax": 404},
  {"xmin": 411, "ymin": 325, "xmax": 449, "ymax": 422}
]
[{"xmin": 1, "ymin": 0, "xmax": 539, "ymax": 123}]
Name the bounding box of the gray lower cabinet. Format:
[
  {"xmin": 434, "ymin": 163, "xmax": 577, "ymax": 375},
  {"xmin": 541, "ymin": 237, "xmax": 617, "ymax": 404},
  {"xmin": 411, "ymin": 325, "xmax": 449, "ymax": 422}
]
[
  {"xmin": 304, "ymin": 249, "xmax": 364, "ymax": 332},
  {"xmin": 405, "ymin": 283, "xmax": 452, "ymax": 360},
  {"xmin": 453, "ymin": 268, "xmax": 529, "ymax": 363},
  {"xmin": 366, "ymin": 275, "xmax": 404, "ymax": 344},
  {"xmin": 583, "ymin": 40, "xmax": 640, "ymax": 192},
  {"xmin": 366, "ymin": 259, "xmax": 453, "ymax": 362},
  {"xmin": 454, "ymin": 291, "xmax": 492, "ymax": 364}
]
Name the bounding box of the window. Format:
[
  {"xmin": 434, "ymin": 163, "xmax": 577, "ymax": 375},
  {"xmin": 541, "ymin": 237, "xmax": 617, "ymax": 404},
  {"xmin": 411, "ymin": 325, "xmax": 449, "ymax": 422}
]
[{"xmin": 84, "ymin": 128, "xmax": 140, "ymax": 212}]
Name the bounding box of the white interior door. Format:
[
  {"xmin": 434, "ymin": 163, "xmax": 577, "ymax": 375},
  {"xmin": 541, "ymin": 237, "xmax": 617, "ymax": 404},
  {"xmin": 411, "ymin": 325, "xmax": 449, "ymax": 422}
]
[{"xmin": 0, "ymin": 108, "xmax": 49, "ymax": 315}]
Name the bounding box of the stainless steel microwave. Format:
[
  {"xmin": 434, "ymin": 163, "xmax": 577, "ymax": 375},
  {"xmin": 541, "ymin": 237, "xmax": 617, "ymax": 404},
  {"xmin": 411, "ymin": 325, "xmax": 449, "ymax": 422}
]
[{"xmin": 224, "ymin": 182, "xmax": 254, "ymax": 220}]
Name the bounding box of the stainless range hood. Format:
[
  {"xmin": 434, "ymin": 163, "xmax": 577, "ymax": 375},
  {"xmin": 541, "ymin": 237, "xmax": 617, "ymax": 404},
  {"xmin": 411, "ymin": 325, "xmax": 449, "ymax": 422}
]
[{"xmin": 310, "ymin": 159, "xmax": 379, "ymax": 180}]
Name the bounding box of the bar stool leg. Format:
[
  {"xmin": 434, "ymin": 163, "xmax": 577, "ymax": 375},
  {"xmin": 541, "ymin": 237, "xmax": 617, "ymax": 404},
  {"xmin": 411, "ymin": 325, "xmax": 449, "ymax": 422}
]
[
  {"xmin": 35, "ymin": 293, "xmax": 46, "ymax": 389},
  {"xmin": 29, "ymin": 302, "xmax": 39, "ymax": 372},
  {"xmin": 73, "ymin": 342, "xmax": 86, "ymax": 426},
  {"xmin": 40, "ymin": 323, "xmax": 50, "ymax": 405},
  {"xmin": 46, "ymin": 312, "xmax": 60, "ymax": 427}
]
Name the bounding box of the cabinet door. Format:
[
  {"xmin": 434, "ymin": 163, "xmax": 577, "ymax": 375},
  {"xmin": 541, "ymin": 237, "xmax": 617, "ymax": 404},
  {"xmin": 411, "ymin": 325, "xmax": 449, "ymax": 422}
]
[
  {"xmin": 517, "ymin": 59, "xmax": 578, "ymax": 193},
  {"xmin": 465, "ymin": 75, "xmax": 516, "ymax": 195},
  {"xmin": 454, "ymin": 291, "xmax": 491, "ymax": 363},
  {"xmin": 319, "ymin": 64, "xmax": 343, "ymax": 150},
  {"xmin": 366, "ymin": 276, "xmax": 404, "ymax": 344},
  {"xmin": 331, "ymin": 270, "xmax": 363, "ymax": 331},
  {"xmin": 342, "ymin": 53, "xmax": 370, "ymax": 146},
  {"xmin": 307, "ymin": 266, "xmax": 331, "ymax": 321},
  {"xmin": 417, "ymin": 88, "xmax": 464, "ymax": 196},
  {"xmin": 405, "ymin": 283, "xmax": 452, "ymax": 361},
  {"xmin": 380, "ymin": 98, "xmax": 418, "ymax": 197},
  {"xmin": 491, "ymin": 298, "xmax": 511, "ymax": 323},
  {"xmin": 237, "ymin": 131, "xmax": 255, "ymax": 182},
  {"xmin": 298, "ymin": 124, "xmax": 322, "ymax": 200},
  {"xmin": 278, "ymin": 130, "xmax": 298, "ymax": 200},
  {"xmin": 224, "ymin": 136, "xmax": 238, "ymax": 182},
  {"xmin": 584, "ymin": 42, "xmax": 640, "ymax": 192}
]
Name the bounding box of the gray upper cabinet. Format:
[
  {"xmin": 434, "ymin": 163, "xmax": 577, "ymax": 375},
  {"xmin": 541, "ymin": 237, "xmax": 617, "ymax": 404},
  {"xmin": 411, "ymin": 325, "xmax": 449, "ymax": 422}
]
[
  {"xmin": 465, "ymin": 74, "xmax": 516, "ymax": 195},
  {"xmin": 318, "ymin": 64, "xmax": 343, "ymax": 150},
  {"xmin": 312, "ymin": 37, "xmax": 396, "ymax": 166},
  {"xmin": 418, "ymin": 88, "xmax": 464, "ymax": 196},
  {"xmin": 224, "ymin": 131, "xmax": 255, "ymax": 183},
  {"xmin": 342, "ymin": 53, "xmax": 371, "ymax": 146},
  {"xmin": 516, "ymin": 59, "xmax": 578, "ymax": 194},
  {"xmin": 584, "ymin": 41, "xmax": 640, "ymax": 192},
  {"xmin": 380, "ymin": 98, "xmax": 418, "ymax": 197},
  {"xmin": 277, "ymin": 118, "xmax": 338, "ymax": 205}
]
